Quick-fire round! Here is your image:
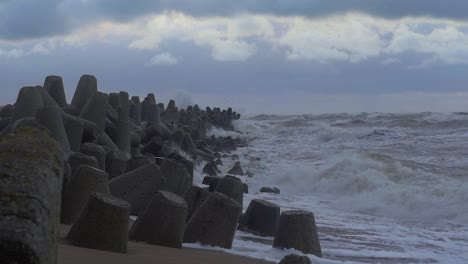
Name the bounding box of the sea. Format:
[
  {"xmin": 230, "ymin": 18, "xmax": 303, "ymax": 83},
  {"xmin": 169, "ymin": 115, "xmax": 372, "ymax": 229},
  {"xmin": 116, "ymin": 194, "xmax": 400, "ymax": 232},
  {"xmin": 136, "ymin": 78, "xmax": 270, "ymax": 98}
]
[{"xmin": 185, "ymin": 112, "xmax": 468, "ymax": 264}]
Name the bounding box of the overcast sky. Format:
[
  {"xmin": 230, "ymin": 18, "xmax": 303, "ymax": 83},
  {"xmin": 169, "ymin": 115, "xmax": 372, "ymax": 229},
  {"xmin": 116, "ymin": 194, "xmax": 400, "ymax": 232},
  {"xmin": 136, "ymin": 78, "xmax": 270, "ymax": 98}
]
[{"xmin": 2, "ymin": 0, "xmax": 468, "ymax": 115}]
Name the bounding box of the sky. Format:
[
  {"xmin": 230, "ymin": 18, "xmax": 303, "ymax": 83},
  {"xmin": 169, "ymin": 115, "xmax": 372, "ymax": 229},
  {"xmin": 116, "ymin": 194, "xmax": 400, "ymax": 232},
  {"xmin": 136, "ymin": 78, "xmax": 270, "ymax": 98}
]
[{"xmin": 1, "ymin": 0, "xmax": 468, "ymax": 115}]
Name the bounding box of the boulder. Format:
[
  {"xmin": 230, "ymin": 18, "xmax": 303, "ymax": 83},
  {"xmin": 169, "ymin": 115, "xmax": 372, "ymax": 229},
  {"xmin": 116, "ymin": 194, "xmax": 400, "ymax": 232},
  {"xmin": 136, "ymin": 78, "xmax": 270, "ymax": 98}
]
[
  {"xmin": 184, "ymin": 192, "xmax": 242, "ymax": 249},
  {"xmin": 279, "ymin": 254, "xmax": 312, "ymax": 264},
  {"xmin": 239, "ymin": 199, "xmax": 280, "ymax": 237},
  {"xmin": 66, "ymin": 192, "xmax": 130, "ymax": 253},
  {"xmin": 61, "ymin": 165, "xmax": 109, "ymax": 224},
  {"xmin": 0, "ymin": 126, "xmax": 64, "ymax": 264},
  {"xmin": 109, "ymin": 164, "xmax": 166, "ymax": 215},
  {"xmin": 129, "ymin": 191, "xmax": 187, "ymax": 248},
  {"xmin": 273, "ymin": 210, "xmax": 322, "ymax": 257}
]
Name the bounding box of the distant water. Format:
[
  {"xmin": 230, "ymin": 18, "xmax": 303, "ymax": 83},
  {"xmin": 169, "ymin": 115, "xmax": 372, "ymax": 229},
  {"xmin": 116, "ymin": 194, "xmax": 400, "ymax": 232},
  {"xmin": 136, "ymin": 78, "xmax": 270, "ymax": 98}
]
[{"xmin": 186, "ymin": 112, "xmax": 468, "ymax": 264}]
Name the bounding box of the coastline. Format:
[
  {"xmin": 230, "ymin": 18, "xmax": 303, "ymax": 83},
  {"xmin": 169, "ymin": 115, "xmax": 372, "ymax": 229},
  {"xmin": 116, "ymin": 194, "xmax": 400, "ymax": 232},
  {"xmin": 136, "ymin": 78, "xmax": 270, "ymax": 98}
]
[{"xmin": 58, "ymin": 225, "xmax": 274, "ymax": 264}]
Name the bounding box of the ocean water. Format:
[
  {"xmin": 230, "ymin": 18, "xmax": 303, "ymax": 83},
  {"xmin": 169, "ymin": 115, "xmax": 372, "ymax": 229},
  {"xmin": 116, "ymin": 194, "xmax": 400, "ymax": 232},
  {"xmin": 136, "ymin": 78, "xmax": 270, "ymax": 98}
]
[{"xmin": 185, "ymin": 112, "xmax": 468, "ymax": 264}]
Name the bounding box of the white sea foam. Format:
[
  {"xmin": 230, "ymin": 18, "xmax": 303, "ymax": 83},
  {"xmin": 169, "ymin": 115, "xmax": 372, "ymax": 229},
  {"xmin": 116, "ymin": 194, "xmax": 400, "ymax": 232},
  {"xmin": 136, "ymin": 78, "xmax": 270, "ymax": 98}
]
[{"xmin": 193, "ymin": 113, "xmax": 468, "ymax": 263}]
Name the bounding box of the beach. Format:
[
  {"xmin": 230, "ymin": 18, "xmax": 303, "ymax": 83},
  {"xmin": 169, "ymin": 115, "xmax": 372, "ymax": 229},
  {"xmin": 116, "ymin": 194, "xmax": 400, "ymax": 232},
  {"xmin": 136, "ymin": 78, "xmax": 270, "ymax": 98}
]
[{"xmin": 58, "ymin": 224, "xmax": 273, "ymax": 264}]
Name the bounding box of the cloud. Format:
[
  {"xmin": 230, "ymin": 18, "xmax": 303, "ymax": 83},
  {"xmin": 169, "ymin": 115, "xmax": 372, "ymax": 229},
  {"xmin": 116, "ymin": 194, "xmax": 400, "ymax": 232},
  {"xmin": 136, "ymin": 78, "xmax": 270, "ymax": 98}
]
[
  {"xmin": 3, "ymin": 12, "xmax": 468, "ymax": 67},
  {"xmin": 129, "ymin": 12, "xmax": 267, "ymax": 61},
  {"xmin": 3, "ymin": 0, "xmax": 468, "ymax": 41},
  {"xmin": 381, "ymin": 58, "xmax": 401, "ymax": 65},
  {"xmin": 385, "ymin": 24, "xmax": 468, "ymax": 64},
  {"xmin": 147, "ymin": 52, "xmax": 179, "ymax": 65},
  {"xmin": 0, "ymin": 48, "xmax": 24, "ymax": 57}
]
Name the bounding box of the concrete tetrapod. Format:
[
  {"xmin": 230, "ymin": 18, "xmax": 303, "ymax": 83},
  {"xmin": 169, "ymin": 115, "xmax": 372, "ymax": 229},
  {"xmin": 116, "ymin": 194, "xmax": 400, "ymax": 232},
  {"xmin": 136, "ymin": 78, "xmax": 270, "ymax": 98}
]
[
  {"xmin": 43, "ymin": 75, "xmax": 67, "ymax": 107},
  {"xmin": 61, "ymin": 165, "xmax": 109, "ymax": 225},
  {"xmin": 109, "ymin": 164, "xmax": 166, "ymax": 215},
  {"xmin": 183, "ymin": 192, "xmax": 242, "ymax": 249},
  {"xmin": 158, "ymin": 158, "xmax": 192, "ymax": 196},
  {"xmin": 66, "ymin": 192, "xmax": 130, "ymax": 253},
  {"xmin": 273, "ymin": 210, "xmax": 322, "ymax": 257},
  {"xmin": 0, "ymin": 126, "xmax": 64, "ymax": 264},
  {"xmin": 184, "ymin": 186, "xmax": 210, "ymax": 221},
  {"xmin": 129, "ymin": 190, "xmax": 187, "ymax": 248},
  {"xmin": 214, "ymin": 175, "xmax": 244, "ymax": 208},
  {"xmin": 71, "ymin": 75, "xmax": 98, "ymax": 111},
  {"xmin": 80, "ymin": 143, "xmax": 106, "ymax": 171},
  {"xmin": 239, "ymin": 199, "xmax": 280, "ymax": 237}
]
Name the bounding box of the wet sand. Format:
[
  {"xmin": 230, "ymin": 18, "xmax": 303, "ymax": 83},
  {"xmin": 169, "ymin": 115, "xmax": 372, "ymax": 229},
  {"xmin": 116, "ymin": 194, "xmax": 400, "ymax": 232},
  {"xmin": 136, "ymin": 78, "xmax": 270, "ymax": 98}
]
[{"xmin": 58, "ymin": 225, "xmax": 274, "ymax": 264}]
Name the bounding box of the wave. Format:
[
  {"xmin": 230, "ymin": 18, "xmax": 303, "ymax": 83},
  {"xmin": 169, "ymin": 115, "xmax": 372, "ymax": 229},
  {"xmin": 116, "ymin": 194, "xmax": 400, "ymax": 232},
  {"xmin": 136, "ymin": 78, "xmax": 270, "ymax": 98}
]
[{"xmin": 252, "ymin": 151, "xmax": 468, "ymax": 223}]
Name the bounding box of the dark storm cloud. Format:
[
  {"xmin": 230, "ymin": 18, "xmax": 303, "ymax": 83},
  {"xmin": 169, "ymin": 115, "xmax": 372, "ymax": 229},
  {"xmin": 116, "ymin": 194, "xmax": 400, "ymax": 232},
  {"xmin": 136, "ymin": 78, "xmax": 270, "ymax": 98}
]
[{"xmin": 1, "ymin": 0, "xmax": 468, "ymax": 40}]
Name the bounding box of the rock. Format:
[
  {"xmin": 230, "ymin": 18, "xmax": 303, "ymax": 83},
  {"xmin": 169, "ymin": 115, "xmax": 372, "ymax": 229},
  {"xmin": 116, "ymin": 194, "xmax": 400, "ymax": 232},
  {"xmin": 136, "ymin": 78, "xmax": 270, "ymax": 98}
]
[
  {"xmin": 80, "ymin": 143, "xmax": 106, "ymax": 171},
  {"xmin": 184, "ymin": 186, "xmax": 210, "ymax": 221},
  {"xmin": 227, "ymin": 164, "xmax": 244, "ymax": 176},
  {"xmin": 158, "ymin": 158, "xmax": 192, "ymax": 196},
  {"xmin": 109, "ymin": 164, "xmax": 166, "ymax": 215},
  {"xmin": 246, "ymin": 171, "xmax": 254, "ymax": 177},
  {"xmin": 43, "ymin": 75, "xmax": 67, "ymax": 107},
  {"xmin": 184, "ymin": 192, "xmax": 242, "ymax": 249},
  {"xmin": 273, "ymin": 210, "xmax": 322, "ymax": 257},
  {"xmin": 129, "ymin": 191, "xmax": 187, "ymax": 248},
  {"xmin": 214, "ymin": 175, "xmax": 244, "ymax": 207},
  {"xmin": 61, "ymin": 165, "xmax": 109, "ymax": 224},
  {"xmin": 260, "ymin": 187, "xmax": 281, "ymax": 194},
  {"xmin": 66, "ymin": 192, "xmax": 130, "ymax": 253},
  {"xmin": 279, "ymin": 254, "xmax": 312, "ymax": 264},
  {"xmin": 0, "ymin": 126, "xmax": 64, "ymax": 264},
  {"xmin": 239, "ymin": 199, "xmax": 280, "ymax": 237},
  {"xmin": 214, "ymin": 152, "xmax": 222, "ymax": 159}
]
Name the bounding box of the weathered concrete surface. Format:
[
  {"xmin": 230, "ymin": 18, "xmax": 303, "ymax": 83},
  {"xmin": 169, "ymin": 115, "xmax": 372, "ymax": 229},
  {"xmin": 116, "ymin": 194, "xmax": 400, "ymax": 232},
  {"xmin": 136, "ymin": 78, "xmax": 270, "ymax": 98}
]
[{"xmin": 0, "ymin": 126, "xmax": 64, "ymax": 264}]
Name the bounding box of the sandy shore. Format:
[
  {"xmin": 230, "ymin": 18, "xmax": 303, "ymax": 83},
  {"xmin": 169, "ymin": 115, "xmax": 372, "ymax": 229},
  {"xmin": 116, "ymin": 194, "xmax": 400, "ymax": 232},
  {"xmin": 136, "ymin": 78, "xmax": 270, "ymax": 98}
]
[{"xmin": 58, "ymin": 225, "xmax": 274, "ymax": 264}]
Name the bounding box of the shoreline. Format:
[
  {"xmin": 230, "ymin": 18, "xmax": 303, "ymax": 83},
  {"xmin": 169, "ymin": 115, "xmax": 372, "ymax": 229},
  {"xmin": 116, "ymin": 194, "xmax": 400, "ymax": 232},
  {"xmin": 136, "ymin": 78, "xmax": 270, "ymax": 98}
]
[{"xmin": 58, "ymin": 225, "xmax": 274, "ymax": 264}]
